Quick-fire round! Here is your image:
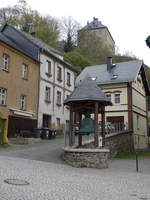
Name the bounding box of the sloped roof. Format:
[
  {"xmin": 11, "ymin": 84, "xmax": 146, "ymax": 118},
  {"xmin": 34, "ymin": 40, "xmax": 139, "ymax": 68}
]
[
  {"xmin": 64, "ymin": 76, "xmax": 112, "ymax": 105},
  {"xmin": 0, "ymin": 24, "xmax": 77, "ymax": 72},
  {"xmin": 19, "ymin": 30, "xmax": 63, "ymax": 58},
  {"xmin": 0, "ymin": 32, "xmax": 39, "ymax": 62},
  {"xmin": 0, "ymin": 24, "xmax": 39, "ymax": 62},
  {"xmin": 76, "ymin": 60, "xmax": 143, "ymax": 86}
]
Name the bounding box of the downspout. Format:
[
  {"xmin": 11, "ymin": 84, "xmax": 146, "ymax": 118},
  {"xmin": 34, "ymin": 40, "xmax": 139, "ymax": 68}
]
[{"xmin": 37, "ymin": 50, "xmax": 41, "ymax": 128}]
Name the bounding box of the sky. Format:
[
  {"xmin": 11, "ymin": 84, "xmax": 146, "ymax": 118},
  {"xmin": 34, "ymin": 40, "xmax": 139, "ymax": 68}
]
[{"xmin": 1, "ymin": 0, "xmax": 150, "ymax": 66}]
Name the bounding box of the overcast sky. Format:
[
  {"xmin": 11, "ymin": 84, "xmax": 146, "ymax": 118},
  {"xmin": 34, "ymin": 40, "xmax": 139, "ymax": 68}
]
[{"xmin": 1, "ymin": 0, "xmax": 150, "ymax": 66}]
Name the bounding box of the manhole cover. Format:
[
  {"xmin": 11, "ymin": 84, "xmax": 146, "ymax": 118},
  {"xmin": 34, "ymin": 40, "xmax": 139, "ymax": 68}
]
[{"xmin": 4, "ymin": 179, "xmax": 29, "ymax": 186}]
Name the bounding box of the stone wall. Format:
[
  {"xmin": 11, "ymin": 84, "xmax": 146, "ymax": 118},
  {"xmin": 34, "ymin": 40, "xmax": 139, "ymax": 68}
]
[
  {"xmin": 63, "ymin": 148, "xmax": 110, "ymax": 169},
  {"xmin": 105, "ymin": 130, "xmax": 134, "ymax": 158},
  {"xmin": 81, "ymin": 130, "xmax": 134, "ymax": 158}
]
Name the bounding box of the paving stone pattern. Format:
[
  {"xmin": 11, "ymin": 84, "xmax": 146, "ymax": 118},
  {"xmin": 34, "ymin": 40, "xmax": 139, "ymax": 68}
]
[{"xmin": 0, "ymin": 156, "xmax": 150, "ymax": 200}]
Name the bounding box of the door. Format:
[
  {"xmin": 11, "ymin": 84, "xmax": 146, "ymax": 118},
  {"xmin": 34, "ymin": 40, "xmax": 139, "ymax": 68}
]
[{"xmin": 42, "ymin": 114, "xmax": 51, "ymax": 128}]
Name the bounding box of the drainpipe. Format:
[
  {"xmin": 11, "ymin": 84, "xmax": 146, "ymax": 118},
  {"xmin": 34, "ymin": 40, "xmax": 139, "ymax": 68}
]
[{"xmin": 37, "ymin": 50, "xmax": 41, "ymax": 128}]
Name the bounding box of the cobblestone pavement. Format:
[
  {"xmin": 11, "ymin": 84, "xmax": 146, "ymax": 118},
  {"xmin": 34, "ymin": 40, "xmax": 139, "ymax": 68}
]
[
  {"xmin": 0, "ymin": 137, "xmax": 150, "ymax": 199},
  {"xmin": 0, "ymin": 135, "xmax": 92, "ymax": 164},
  {"xmin": 0, "ymin": 136, "xmax": 65, "ymax": 164},
  {"xmin": 0, "ymin": 155, "xmax": 150, "ymax": 200}
]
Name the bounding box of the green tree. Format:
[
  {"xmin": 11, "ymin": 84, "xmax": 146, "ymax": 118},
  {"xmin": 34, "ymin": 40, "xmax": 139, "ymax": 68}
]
[
  {"xmin": 35, "ymin": 25, "xmax": 59, "ymax": 47},
  {"xmin": 64, "ymin": 48, "xmax": 93, "ymax": 74}
]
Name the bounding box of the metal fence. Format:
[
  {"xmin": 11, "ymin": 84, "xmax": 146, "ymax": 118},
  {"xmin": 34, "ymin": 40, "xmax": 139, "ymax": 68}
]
[{"xmin": 64, "ymin": 122, "xmax": 129, "ymax": 146}]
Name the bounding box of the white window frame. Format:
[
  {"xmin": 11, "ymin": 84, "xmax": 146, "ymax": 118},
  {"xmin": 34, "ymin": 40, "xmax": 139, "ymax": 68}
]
[
  {"xmin": 67, "ymin": 72, "xmax": 71, "ymax": 86},
  {"xmin": 57, "ymin": 91, "xmax": 61, "ymax": 106},
  {"xmin": 114, "ymin": 93, "xmax": 120, "ymax": 104},
  {"xmin": 45, "ymin": 87, "xmax": 50, "ymax": 102},
  {"xmin": 2, "ymin": 54, "xmax": 9, "ymax": 71},
  {"xmin": 57, "ymin": 66, "xmax": 62, "ymax": 81},
  {"xmin": 45, "ymin": 60, "xmax": 51, "ymax": 75},
  {"xmin": 106, "ymin": 94, "xmax": 111, "ymax": 101},
  {"xmin": 22, "ymin": 64, "xmax": 28, "ymax": 79},
  {"xmin": 56, "ymin": 118, "xmax": 60, "ymax": 129},
  {"xmin": 20, "ymin": 95, "xmax": 26, "ymax": 110},
  {"xmin": 0, "ymin": 88, "xmax": 6, "ymax": 105}
]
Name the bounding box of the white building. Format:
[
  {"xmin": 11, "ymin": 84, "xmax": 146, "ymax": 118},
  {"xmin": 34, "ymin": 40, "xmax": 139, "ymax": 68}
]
[{"xmin": 38, "ymin": 52, "xmax": 75, "ymax": 130}]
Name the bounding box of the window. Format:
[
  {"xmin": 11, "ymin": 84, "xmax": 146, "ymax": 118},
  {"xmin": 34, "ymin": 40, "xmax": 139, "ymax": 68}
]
[
  {"xmin": 137, "ymin": 115, "xmax": 139, "ymax": 130},
  {"xmin": 106, "ymin": 94, "xmax": 111, "ymax": 101},
  {"xmin": 66, "ymin": 95, "xmax": 70, "ymax": 109},
  {"xmin": 66, "ymin": 120, "xmax": 69, "ymax": 132},
  {"xmin": 67, "ymin": 72, "xmax": 71, "ymax": 86},
  {"xmin": 2, "ymin": 54, "xmax": 9, "ymax": 71},
  {"xmin": 20, "ymin": 95, "xmax": 26, "ymax": 110},
  {"xmin": 22, "ymin": 64, "xmax": 28, "ymax": 79},
  {"xmin": 57, "ymin": 66, "xmax": 62, "ymax": 81},
  {"xmin": 114, "ymin": 93, "xmax": 120, "ymax": 104},
  {"xmin": 56, "ymin": 118, "xmax": 60, "ymax": 129},
  {"xmin": 45, "ymin": 60, "xmax": 51, "ymax": 75},
  {"xmin": 45, "ymin": 87, "xmax": 50, "ymax": 102},
  {"xmin": 0, "ymin": 88, "xmax": 6, "ymax": 105},
  {"xmin": 57, "ymin": 91, "xmax": 61, "ymax": 106}
]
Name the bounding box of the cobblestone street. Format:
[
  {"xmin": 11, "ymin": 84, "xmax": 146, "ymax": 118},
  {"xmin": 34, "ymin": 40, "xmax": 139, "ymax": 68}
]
[
  {"xmin": 0, "ymin": 137, "xmax": 149, "ymax": 199},
  {"xmin": 0, "ymin": 156, "xmax": 150, "ymax": 200}
]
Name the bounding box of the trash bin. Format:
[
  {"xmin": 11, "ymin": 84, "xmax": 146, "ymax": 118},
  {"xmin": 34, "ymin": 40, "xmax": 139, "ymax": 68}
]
[
  {"xmin": 33, "ymin": 128, "xmax": 42, "ymax": 138},
  {"xmin": 51, "ymin": 129, "xmax": 56, "ymax": 139},
  {"xmin": 40, "ymin": 128, "xmax": 50, "ymax": 139}
]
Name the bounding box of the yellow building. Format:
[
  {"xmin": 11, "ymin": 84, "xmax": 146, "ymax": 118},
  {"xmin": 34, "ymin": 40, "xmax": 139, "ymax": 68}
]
[
  {"xmin": 76, "ymin": 58, "xmax": 150, "ymax": 149},
  {"xmin": 0, "ymin": 25, "xmax": 40, "ymax": 140}
]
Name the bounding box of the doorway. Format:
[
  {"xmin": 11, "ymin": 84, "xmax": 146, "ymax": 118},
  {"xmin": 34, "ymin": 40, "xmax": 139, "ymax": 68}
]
[{"xmin": 42, "ymin": 114, "xmax": 51, "ymax": 128}]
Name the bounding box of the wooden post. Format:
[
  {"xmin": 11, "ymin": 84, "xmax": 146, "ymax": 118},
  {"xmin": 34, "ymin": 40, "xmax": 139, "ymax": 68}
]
[
  {"xmin": 101, "ymin": 106, "xmax": 105, "ymax": 147},
  {"xmin": 94, "ymin": 102, "xmax": 99, "ymax": 147},
  {"xmin": 78, "ymin": 112, "xmax": 82, "ymax": 147},
  {"xmin": 69, "ymin": 106, "xmax": 73, "ymax": 146}
]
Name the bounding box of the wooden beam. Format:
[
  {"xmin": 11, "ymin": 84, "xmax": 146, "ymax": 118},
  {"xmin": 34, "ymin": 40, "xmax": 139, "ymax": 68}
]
[
  {"xmin": 69, "ymin": 106, "xmax": 73, "ymax": 146},
  {"xmin": 94, "ymin": 102, "xmax": 99, "ymax": 147},
  {"xmin": 78, "ymin": 112, "xmax": 82, "ymax": 147},
  {"xmin": 101, "ymin": 106, "xmax": 105, "ymax": 147},
  {"xmin": 127, "ymin": 83, "xmax": 133, "ymax": 129}
]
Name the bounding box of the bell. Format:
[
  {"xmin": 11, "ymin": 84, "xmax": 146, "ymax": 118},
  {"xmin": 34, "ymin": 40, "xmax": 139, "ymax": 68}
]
[{"xmin": 80, "ymin": 113, "xmax": 94, "ymax": 135}]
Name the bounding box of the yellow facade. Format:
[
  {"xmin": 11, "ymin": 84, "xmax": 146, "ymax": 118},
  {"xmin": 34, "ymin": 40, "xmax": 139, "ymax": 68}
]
[{"xmin": 100, "ymin": 75, "xmax": 148, "ymax": 149}]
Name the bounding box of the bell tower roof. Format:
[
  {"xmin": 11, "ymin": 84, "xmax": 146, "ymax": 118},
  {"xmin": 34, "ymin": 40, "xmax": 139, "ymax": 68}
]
[{"xmin": 64, "ymin": 76, "xmax": 112, "ymax": 106}]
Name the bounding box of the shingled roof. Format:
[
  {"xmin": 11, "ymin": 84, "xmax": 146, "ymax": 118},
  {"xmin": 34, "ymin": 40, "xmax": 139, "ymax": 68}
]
[
  {"xmin": 0, "ymin": 24, "xmax": 76, "ymax": 72},
  {"xmin": 64, "ymin": 76, "xmax": 112, "ymax": 106},
  {"xmin": 76, "ymin": 60, "xmax": 150, "ymax": 95}
]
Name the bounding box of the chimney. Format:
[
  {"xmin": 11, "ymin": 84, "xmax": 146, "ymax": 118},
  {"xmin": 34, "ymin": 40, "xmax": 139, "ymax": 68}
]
[{"xmin": 107, "ymin": 57, "xmax": 113, "ymax": 71}]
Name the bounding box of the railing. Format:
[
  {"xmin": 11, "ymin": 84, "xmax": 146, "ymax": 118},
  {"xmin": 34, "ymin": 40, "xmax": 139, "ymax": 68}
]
[
  {"xmin": 64, "ymin": 122, "xmax": 129, "ymax": 146},
  {"xmin": 104, "ymin": 122, "xmax": 129, "ymax": 135}
]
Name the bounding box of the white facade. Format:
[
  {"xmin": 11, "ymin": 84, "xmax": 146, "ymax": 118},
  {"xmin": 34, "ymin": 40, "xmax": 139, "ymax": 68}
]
[{"xmin": 38, "ymin": 53, "xmax": 75, "ymax": 130}]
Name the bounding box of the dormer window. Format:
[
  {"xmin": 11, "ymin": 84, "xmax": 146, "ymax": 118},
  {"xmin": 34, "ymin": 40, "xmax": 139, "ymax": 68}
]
[{"xmin": 111, "ymin": 74, "xmax": 118, "ymax": 79}]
